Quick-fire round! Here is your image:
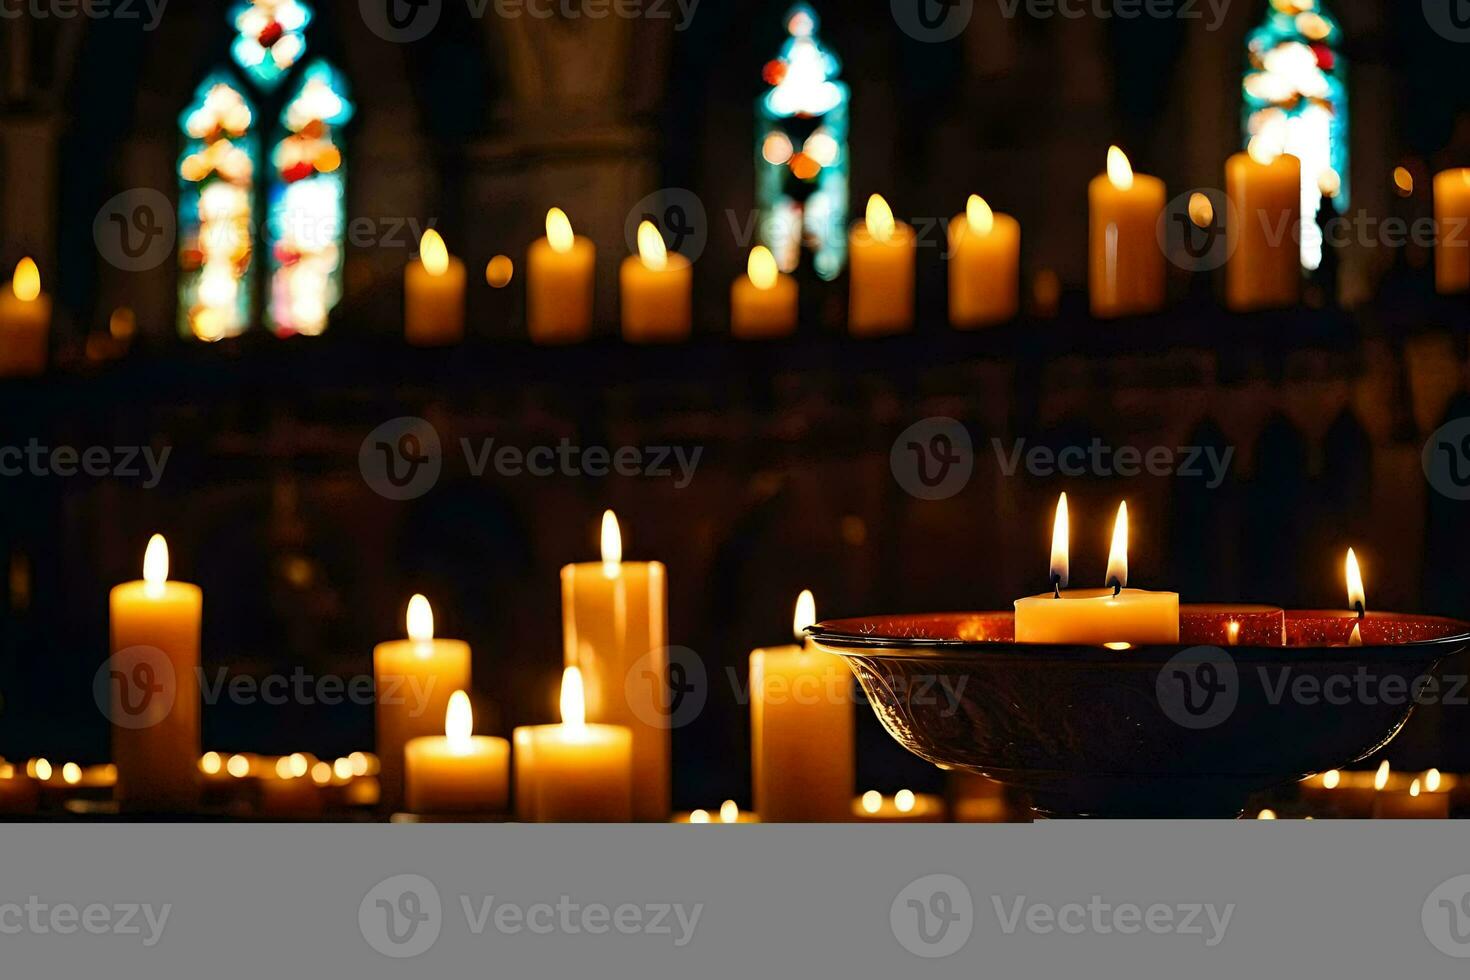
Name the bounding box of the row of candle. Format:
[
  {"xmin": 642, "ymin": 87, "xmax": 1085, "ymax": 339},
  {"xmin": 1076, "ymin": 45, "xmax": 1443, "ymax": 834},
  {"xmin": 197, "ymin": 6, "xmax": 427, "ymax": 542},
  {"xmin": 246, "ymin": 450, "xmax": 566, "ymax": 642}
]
[{"xmin": 1297, "ymin": 763, "xmax": 1464, "ymax": 820}]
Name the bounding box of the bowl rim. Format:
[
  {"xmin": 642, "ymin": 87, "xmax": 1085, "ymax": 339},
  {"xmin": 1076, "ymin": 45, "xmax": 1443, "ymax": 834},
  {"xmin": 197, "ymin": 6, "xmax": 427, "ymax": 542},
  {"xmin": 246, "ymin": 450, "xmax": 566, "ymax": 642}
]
[{"xmin": 806, "ymin": 609, "xmax": 1470, "ymax": 663}]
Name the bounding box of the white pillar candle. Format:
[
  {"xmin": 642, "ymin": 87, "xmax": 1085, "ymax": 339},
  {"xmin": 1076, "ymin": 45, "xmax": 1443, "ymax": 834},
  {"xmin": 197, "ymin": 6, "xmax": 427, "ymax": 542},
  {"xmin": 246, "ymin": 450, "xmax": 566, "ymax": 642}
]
[
  {"xmin": 620, "ymin": 222, "xmax": 692, "ymax": 343},
  {"xmin": 373, "ymin": 595, "xmax": 472, "ymax": 811},
  {"xmin": 405, "ymin": 229, "xmax": 466, "ymax": 346},
  {"xmin": 848, "ymin": 194, "xmax": 915, "ymax": 336},
  {"xmin": 560, "ymin": 511, "xmax": 669, "ymax": 821},
  {"xmin": 109, "ymin": 535, "xmax": 202, "ymax": 811},
  {"xmin": 513, "ymin": 667, "xmax": 634, "ymax": 822},
  {"xmin": 528, "ymin": 207, "xmax": 596, "ymax": 343},
  {"xmin": 750, "ymin": 591, "xmax": 854, "ymax": 822},
  {"xmin": 0, "ymin": 257, "xmax": 50, "ymax": 378},
  {"xmin": 405, "ymin": 691, "xmax": 510, "ymax": 815}
]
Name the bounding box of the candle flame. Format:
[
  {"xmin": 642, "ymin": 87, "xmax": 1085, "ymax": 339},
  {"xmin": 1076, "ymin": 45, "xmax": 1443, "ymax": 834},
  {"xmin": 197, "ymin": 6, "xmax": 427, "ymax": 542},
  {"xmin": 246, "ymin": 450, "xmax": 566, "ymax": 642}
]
[
  {"xmin": 1393, "ymin": 166, "xmax": 1415, "ymax": 196},
  {"xmin": 288, "ymin": 753, "xmax": 309, "ymax": 778},
  {"xmin": 1374, "ymin": 760, "xmax": 1390, "ymax": 791},
  {"xmin": 1226, "ymin": 621, "xmax": 1241, "ymax": 646},
  {"xmin": 1106, "ymin": 146, "xmax": 1135, "ymax": 191},
  {"xmin": 227, "ymin": 754, "xmax": 250, "ymax": 778},
  {"xmin": 600, "ymin": 510, "xmax": 622, "ymax": 577},
  {"xmin": 33, "ymin": 758, "xmax": 52, "ymax": 781},
  {"xmin": 1411, "ymin": 778, "xmax": 1422, "ymax": 798},
  {"xmin": 201, "ymin": 751, "xmax": 223, "ymax": 776},
  {"xmin": 546, "ymin": 208, "xmax": 575, "ymax": 254},
  {"xmin": 637, "ymin": 221, "xmax": 668, "ymax": 271},
  {"xmin": 62, "ymin": 762, "xmax": 81, "ymax": 785},
  {"xmin": 275, "ymin": 756, "xmax": 295, "ymax": 779},
  {"xmin": 143, "ymin": 534, "xmax": 169, "ymax": 595},
  {"xmin": 860, "ymin": 790, "xmax": 882, "ymax": 814},
  {"xmin": 312, "ymin": 762, "xmax": 332, "ymax": 785},
  {"xmin": 419, "ymin": 229, "xmax": 450, "ymax": 277},
  {"xmin": 1322, "ymin": 769, "xmax": 1340, "ymax": 789},
  {"xmin": 747, "ymin": 245, "xmax": 779, "ymax": 290},
  {"xmin": 1049, "ymin": 493, "xmax": 1069, "ymax": 589},
  {"xmin": 719, "ymin": 799, "xmax": 740, "ymax": 823},
  {"xmin": 1188, "ymin": 193, "xmax": 1214, "ymax": 229},
  {"xmin": 1427, "ymin": 769, "xmax": 1443, "ymax": 793},
  {"xmin": 689, "ymin": 809, "xmax": 710, "ymax": 823},
  {"xmin": 1247, "ymin": 135, "xmax": 1279, "ymax": 166},
  {"xmin": 966, "ymin": 195, "xmax": 994, "ymax": 236},
  {"xmin": 12, "ymin": 258, "xmax": 40, "ymax": 302},
  {"xmin": 793, "ymin": 589, "xmax": 816, "ymax": 641},
  {"xmin": 560, "ymin": 665, "xmax": 587, "ymax": 730},
  {"xmin": 1345, "ymin": 548, "xmax": 1365, "ymax": 614},
  {"xmin": 1256, "ymin": 808, "xmax": 1277, "ymax": 820},
  {"xmin": 445, "ymin": 690, "xmax": 474, "ymax": 751},
  {"xmin": 1106, "ymin": 502, "xmax": 1128, "ymax": 590},
  {"xmin": 407, "ymin": 594, "xmax": 434, "ymax": 642},
  {"xmin": 866, "ymin": 194, "xmax": 895, "ymax": 243},
  {"xmin": 895, "ymin": 789, "xmax": 916, "ymax": 813},
  {"xmin": 1318, "ymin": 168, "xmax": 1342, "ymax": 200}
]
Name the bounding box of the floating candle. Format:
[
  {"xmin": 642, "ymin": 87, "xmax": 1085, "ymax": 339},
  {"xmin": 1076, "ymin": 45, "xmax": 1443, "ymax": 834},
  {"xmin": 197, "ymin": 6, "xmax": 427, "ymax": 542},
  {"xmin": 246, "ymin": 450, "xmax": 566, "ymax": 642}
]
[{"xmin": 1013, "ymin": 496, "xmax": 1180, "ymax": 645}]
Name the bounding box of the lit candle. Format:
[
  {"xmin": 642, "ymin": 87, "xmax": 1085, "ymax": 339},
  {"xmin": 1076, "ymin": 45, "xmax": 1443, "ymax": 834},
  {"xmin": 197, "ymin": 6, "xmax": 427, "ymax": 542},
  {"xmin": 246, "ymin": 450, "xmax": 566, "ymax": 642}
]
[
  {"xmin": 948, "ymin": 195, "xmax": 1021, "ymax": 328},
  {"xmin": 513, "ymin": 667, "xmax": 634, "ymax": 822},
  {"xmin": 852, "ymin": 789, "xmax": 946, "ymax": 823},
  {"xmin": 1226, "ymin": 144, "xmax": 1301, "ymax": 311},
  {"xmin": 620, "ymin": 221, "xmax": 692, "ymax": 343},
  {"xmin": 848, "ymin": 194, "xmax": 915, "ymax": 336},
  {"xmin": 259, "ymin": 754, "xmax": 324, "ymax": 819},
  {"xmin": 1373, "ymin": 774, "xmax": 1450, "ymax": 820},
  {"xmin": 109, "ymin": 535, "xmax": 202, "ymax": 811},
  {"xmin": 674, "ymin": 799, "xmax": 759, "ymax": 824},
  {"xmin": 1089, "ymin": 146, "xmax": 1166, "ymax": 318},
  {"xmin": 1434, "ymin": 168, "xmax": 1470, "ymax": 295},
  {"xmin": 0, "ymin": 257, "xmax": 50, "ymax": 378},
  {"xmin": 731, "ymin": 245, "xmax": 798, "ymax": 339},
  {"xmin": 1013, "ymin": 496, "xmax": 1180, "ymax": 645},
  {"xmin": 560, "ymin": 511, "xmax": 669, "ymax": 821},
  {"xmin": 404, "ymin": 229, "xmax": 466, "ymax": 346},
  {"xmin": 373, "ymin": 594, "xmax": 472, "ymax": 811},
  {"xmin": 528, "ymin": 207, "xmax": 596, "ymax": 344},
  {"xmin": 750, "ymin": 591, "xmax": 854, "ymax": 822},
  {"xmin": 405, "ymin": 690, "xmax": 510, "ymax": 815}
]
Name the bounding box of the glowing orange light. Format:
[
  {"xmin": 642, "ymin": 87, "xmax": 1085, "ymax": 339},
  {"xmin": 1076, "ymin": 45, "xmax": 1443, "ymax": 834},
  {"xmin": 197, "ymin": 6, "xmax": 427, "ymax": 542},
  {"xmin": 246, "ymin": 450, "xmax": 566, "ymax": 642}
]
[
  {"xmin": 1106, "ymin": 502, "xmax": 1128, "ymax": 590},
  {"xmin": 11, "ymin": 258, "xmax": 40, "ymax": 302},
  {"xmin": 1050, "ymin": 493, "xmax": 1069, "ymax": 589},
  {"xmin": 1107, "ymin": 146, "xmax": 1135, "ymax": 191},
  {"xmin": 419, "ymin": 230, "xmax": 449, "ymax": 277},
  {"xmin": 637, "ymin": 222, "xmax": 668, "ymax": 272}
]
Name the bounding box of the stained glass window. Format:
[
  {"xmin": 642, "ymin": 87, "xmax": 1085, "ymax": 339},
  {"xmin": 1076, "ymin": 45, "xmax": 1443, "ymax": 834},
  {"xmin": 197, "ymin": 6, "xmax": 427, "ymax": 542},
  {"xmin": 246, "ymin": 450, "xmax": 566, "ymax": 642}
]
[
  {"xmin": 231, "ymin": 0, "xmax": 313, "ymax": 91},
  {"xmin": 1243, "ymin": 0, "xmax": 1348, "ymax": 271},
  {"xmin": 181, "ymin": 0, "xmax": 350, "ymax": 339},
  {"xmin": 756, "ymin": 4, "xmax": 850, "ymax": 281},
  {"xmin": 178, "ymin": 75, "xmax": 258, "ymax": 341},
  {"xmin": 267, "ymin": 62, "xmax": 354, "ymax": 337}
]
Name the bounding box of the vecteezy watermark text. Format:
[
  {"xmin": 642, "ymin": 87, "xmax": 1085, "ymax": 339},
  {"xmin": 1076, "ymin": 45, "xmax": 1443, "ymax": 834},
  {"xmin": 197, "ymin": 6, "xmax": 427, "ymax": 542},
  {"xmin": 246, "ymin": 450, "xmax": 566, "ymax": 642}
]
[
  {"xmin": 0, "ymin": 897, "xmax": 170, "ymax": 947},
  {"xmin": 0, "ymin": 0, "xmax": 168, "ymax": 29},
  {"xmin": 0, "ymin": 441, "xmax": 170, "ymax": 488},
  {"xmin": 463, "ymin": 438, "xmax": 702, "ymax": 489},
  {"xmin": 992, "ymin": 895, "xmax": 1234, "ymax": 946},
  {"xmin": 993, "ymin": 438, "xmax": 1234, "ymax": 489}
]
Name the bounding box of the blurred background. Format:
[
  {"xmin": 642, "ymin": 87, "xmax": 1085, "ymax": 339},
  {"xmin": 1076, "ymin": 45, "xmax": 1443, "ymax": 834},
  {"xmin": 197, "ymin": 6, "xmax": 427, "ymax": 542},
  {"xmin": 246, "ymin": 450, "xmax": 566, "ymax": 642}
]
[{"xmin": 2, "ymin": 0, "xmax": 1470, "ymax": 807}]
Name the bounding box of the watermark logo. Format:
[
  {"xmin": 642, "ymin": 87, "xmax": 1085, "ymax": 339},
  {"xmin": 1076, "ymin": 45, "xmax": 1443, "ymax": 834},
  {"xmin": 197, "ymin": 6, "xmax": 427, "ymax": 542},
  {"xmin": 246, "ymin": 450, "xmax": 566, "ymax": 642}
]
[
  {"xmin": 625, "ymin": 188, "xmax": 708, "ymax": 264},
  {"xmin": 993, "ymin": 438, "xmax": 1233, "ymax": 487},
  {"xmin": 993, "ymin": 895, "xmax": 1233, "ymax": 945},
  {"xmin": 93, "ymin": 188, "xmax": 175, "ymax": 272},
  {"xmin": 1424, "ymin": 874, "xmax": 1470, "ymax": 957},
  {"xmin": 360, "ymin": 0, "xmax": 442, "ymax": 41},
  {"xmin": 891, "ymin": 417, "xmax": 974, "ymax": 501},
  {"xmin": 360, "ymin": 874, "xmax": 443, "ymax": 958},
  {"xmin": 1157, "ymin": 646, "xmax": 1238, "ymax": 730},
  {"xmin": 1424, "ymin": 0, "xmax": 1470, "ymax": 42},
  {"xmin": 891, "ymin": 0, "xmax": 973, "ymax": 42},
  {"xmin": 1423, "ymin": 417, "xmax": 1470, "ymax": 501},
  {"xmin": 891, "ymin": 873, "xmax": 974, "ymax": 958},
  {"xmin": 93, "ymin": 645, "xmax": 176, "ymax": 730},
  {"xmin": 625, "ymin": 645, "xmax": 707, "ymax": 730},
  {"xmin": 360, "ymin": 417, "xmax": 443, "ymax": 501},
  {"xmin": 1159, "ymin": 188, "xmax": 1237, "ymax": 273}
]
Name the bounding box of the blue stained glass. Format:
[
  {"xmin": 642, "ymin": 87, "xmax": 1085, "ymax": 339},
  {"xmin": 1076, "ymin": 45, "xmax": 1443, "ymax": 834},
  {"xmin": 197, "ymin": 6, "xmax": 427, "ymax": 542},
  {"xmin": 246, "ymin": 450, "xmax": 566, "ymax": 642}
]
[{"xmin": 230, "ymin": 0, "xmax": 314, "ymax": 91}]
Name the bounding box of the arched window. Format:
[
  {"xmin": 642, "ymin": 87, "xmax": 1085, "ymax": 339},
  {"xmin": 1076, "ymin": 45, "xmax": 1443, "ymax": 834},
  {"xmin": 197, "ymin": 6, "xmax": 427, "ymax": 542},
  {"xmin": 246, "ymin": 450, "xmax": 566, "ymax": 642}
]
[
  {"xmin": 178, "ymin": 0, "xmax": 350, "ymax": 339},
  {"xmin": 1242, "ymin": 0, "xmax": 1348, "ymax": 271}
]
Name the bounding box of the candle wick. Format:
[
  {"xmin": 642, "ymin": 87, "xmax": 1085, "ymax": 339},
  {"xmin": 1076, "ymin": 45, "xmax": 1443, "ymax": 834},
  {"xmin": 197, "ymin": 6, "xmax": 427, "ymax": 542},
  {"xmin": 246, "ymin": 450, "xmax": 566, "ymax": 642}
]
[
  {"xmin": 1051, "ymin": 574, "xmax": 1061, "ymax": 599},
  {"xmin": 1354, "ymin": 601, "xmax": 1365, "ymax": 619},
  {"xmin": 1109, "ymin": 579, "xmax": 1121, "ymax": 597}
]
